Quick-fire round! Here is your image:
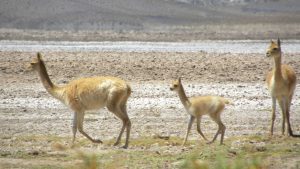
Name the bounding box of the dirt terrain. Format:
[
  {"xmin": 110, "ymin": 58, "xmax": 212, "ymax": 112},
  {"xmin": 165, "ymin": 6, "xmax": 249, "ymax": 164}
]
[
  {"xmin": 0, "ymin": 43, "xmax": 300, "ymax": 168},
  {"xmin": 1, "ymin": 0, "xmax": 300, "ymax": 168}
]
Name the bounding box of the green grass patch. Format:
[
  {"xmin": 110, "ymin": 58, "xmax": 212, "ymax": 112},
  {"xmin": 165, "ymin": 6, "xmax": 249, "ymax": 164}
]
[{"xmin": 1, "ymin": 134, "xmax": 299, "ymax": 168}]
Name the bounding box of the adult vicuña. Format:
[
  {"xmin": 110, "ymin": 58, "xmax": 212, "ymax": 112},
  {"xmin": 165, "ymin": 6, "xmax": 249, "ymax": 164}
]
[
  {"xmin": 29, "ymin": 53, "xmax": 132, "ymax": 148},
  {"xmin": 266, "ymin": 38, "xmax": 297, "ymax": 137},
  {"xmin": 170, "ymin": 78, "xmax": 230, "ymax": 145}
]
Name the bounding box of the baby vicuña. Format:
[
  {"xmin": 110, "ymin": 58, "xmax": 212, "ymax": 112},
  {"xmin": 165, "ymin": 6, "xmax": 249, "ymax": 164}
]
[{"xmin": 170, "ymin": 78, "xmax": 230, "ymax": 145}]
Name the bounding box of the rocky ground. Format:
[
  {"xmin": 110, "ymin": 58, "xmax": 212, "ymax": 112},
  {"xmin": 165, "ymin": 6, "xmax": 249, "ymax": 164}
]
[{"xmin": 0, "ymin": 42, "xmax": 300, "ymax": 168}]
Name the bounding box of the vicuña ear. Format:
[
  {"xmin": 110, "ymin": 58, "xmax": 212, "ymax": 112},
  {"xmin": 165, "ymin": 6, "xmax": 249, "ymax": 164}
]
[
  {"xmin": 277, "ymin": 38, "xmax": 281, "ymax": 48},
  {"xmin": 37, "ymin": 52, "xmax": 42, "ymax": 60},
  {"xmin": 178, "ymin": 77, "xmax": 181, "ymax": 82}
]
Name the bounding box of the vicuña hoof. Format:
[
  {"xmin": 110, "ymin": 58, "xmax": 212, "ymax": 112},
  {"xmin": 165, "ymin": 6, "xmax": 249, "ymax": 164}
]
[
  {"xmin": 113, "ymin": 142, "xmax": 120, "ymax": 146},
  {"xmin": 206, "ymin": 141, "xmax": 214, "ymax": 145},
  {"xmin": 121, "ymin": 145, "xmax": 128, "ymax": 149},
  {"xmin": 93, "ymin": 139, "xmax": 103, "ymax": 144}
]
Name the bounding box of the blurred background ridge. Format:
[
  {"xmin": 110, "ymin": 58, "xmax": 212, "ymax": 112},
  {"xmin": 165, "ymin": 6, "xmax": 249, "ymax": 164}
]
[{"xmin": 0, "ymin": 0, "xmax": 299, "ymax": 41}]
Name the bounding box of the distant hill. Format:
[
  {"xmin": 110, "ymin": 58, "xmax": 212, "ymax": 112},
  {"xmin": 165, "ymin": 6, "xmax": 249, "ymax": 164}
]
[
  {"xmin": 0, "ymin": 0, "xmax": 299, "ymax": 41},
  {"xmin": 0, "ymin": 0, "xmax": 299, "ymax": 31}
]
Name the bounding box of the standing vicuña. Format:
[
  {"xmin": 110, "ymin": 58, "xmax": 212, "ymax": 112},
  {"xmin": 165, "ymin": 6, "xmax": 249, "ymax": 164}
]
[
  {"xmin": 266, "ymin": 38, "xmax": 296, "ymax": 137},
  {"xmin": 29, "ymin": 53, "xmax": 132, "ymax": 148},
  {"xmin": 170, "ymin": 78, "xmax": 230, "ymax": 145}
]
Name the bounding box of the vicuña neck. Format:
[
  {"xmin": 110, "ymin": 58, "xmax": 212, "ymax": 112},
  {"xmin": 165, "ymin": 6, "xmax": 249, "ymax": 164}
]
[
  {"xmin": 37, "ymin": 60, "xmax": 57, "ymax": 95},
  {"xmin": 273, "ymin": 53, "xmax": 282, "ymax": 81},
  {"xmin": 177, "ymin": 84, "xmax": 191, "ymax": 110}
]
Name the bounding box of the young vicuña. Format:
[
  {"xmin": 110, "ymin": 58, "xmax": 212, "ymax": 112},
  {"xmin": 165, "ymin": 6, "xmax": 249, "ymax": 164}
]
[
  {"xmin": 266, "ymin": 38, "xmax": 297, "ymax": 137},
  {"xmin": 29, "ymin": 53, "xmax": 132, "ymax": 148},
  {"xmin": 170, "ymin": 78, "xmax": 230, "ymax": 145}
]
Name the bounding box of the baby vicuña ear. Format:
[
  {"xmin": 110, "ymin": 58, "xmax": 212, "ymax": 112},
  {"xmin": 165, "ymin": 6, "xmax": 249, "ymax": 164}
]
[
  {"xmin": 37, "ymin": 52, "xmax": 42, "ymax": 60},
  {"xmin": 277, "ymin": 38, "xmax": 281, "ymax": 48}
]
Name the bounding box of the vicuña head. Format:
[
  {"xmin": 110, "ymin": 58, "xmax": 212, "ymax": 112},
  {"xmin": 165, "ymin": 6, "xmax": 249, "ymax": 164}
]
[
  {"xmin": 170, "ymin": 77, "xmax": 181, "ymax": 91},
  {"xmin": 170, "ymin": 77, "xmax": 230, "ymax": 145},
  {"xmin": 266, "ymin": 38, "xmax": 281, "ymax": 58},
  {"xmin": 29, "ymin": 52, "xmax": 43, "ymax": 70},
  {"xmin": 29, "ymin": 53, "xmax": 132, "ymax": 148}
]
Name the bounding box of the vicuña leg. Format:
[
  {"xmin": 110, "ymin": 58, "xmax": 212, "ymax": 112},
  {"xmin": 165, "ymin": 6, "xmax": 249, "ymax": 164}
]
[
  {"xmin": 220, "ymin": 122, "xmax": 226, "ymax": 145},
  {"xmin": 110, "ymin": 106, "xmax": 126, "ymax": 146},
  {"xmin": 114, "ymin": 117, "xmax": 126, "ymax": 146},
  {"xmin": 286, "ymin": 97, "xmax": 293, "ymax": 136},
  {"xmin": 208, "ymin": 117, "xmax": 225, "ymax": 145},
  {"xmin": 182, "ymin": 115, "xmax": 195, "ymax": 146},
  {"xmin": 123, "ymin": 117, "xmax": 131, "ymax": 149},
  {"xmin": 208, "ymin": 108, "xmax": 226, "ymax": 145},
  {"xmin": 196, "ymin": 116, "xmax": 207, "ymax": 141},
  {"xmin": 107, "ymin": 105, "xmax": 125, "ymax": 146},
  {"xmin": 77, "ymin": 112, "xmax": 103, "ymax": 143},
  {"xmin": 278, "ymin": 98, "xmax": 287, "ymax": 135},
  {"xmin": 107, "ymin": 95, "xmax": 131, "ymax": 149},
  {"xmin": 286, "ymin": 111, "xmax": 293, "ymax": 136},
  {"xmin": 121, "ymin": 103, "xmax": 131, "ymax": 149},
  {"xmin": 112, "ymin": 104, "xmax": 131, "ymax": 148},
  {"xmin": 72, "ymin": 112, "xmax": 78, "ymax": 143},
  {"xmin": 270, "ymin": 97, "xmax": 276, "ymax": 136}
]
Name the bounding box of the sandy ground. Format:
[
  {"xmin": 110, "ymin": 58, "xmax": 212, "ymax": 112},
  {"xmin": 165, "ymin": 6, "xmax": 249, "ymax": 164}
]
[{"xmin": 0, "ymin": 41, "xmax": 300, "ymax": 168}]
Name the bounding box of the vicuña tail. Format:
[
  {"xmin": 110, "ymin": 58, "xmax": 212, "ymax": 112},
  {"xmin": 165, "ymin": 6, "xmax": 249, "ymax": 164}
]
[{"xmin": 222, "ymin": 98, "xmax": 233, "ymax": 105}]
